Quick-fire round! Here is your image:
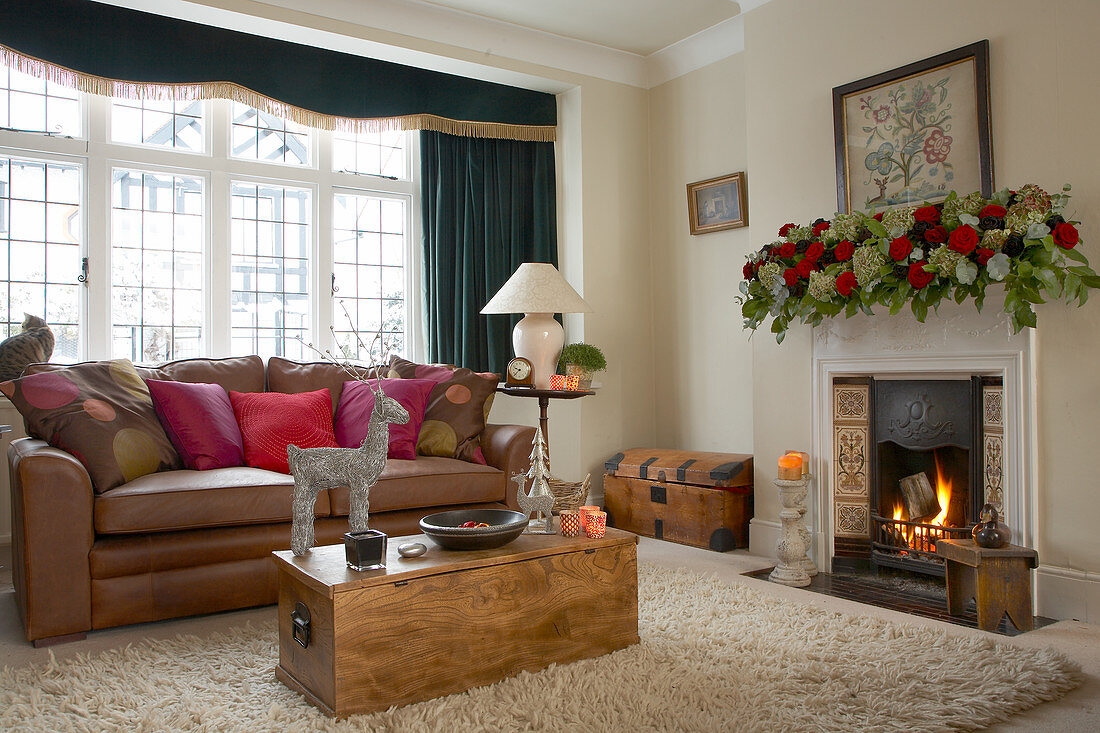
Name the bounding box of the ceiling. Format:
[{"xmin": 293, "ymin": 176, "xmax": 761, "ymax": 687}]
[{"xmin": 415, "ymin": 0, "xmax": 742, "ymax": 56}]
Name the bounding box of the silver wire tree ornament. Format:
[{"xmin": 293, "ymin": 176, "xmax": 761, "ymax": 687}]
[
  {"xmin": 514, "ymin": 427, "xmax": 555, "ymax": 533},
  {"xmin": 288, "ymin": 305, "xmax": 409, "ymax": 556}
]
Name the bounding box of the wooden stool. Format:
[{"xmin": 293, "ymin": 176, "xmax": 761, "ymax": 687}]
[{"xmin": 936, "ymin": 539, "xmax": 1038, "ymax": 633}]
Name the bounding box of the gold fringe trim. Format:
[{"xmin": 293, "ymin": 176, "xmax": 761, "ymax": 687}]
[{"xmin": 0, "ymin": 44, "xmax": 556, "ymax": 142}]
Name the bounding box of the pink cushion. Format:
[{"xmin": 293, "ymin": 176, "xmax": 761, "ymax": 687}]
[
  {"xmin": 334, "ymin": 379, "xmax": 435, "ymax": 460},
  {"xmin": 228, "ymin": 389, "xmax": 339, "ymax": 474},
  {"xmin": 146, "ymin": 379, "xmax": 244, "ymax": 471}
]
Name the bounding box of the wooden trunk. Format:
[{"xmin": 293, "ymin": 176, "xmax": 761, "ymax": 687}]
[
  {"xmin": 273, "ymin": 529, "xmax": 639, "ymax": 718},
  {"xmin": 603, "ymin": 449, "xmax": 753, "ymax": 552}
]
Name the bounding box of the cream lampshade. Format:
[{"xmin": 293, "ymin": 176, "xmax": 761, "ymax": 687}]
[{"xmin": 481, "ymin": 263, "xmax": 592, "ymax": 389}]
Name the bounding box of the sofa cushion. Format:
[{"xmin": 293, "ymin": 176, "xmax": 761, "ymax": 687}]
[
  {"xmin": 334, "ymin": 378, "xmax": 435, "ymax": 459},
  {"xmin": 147, "ymin": 379, "xmax": 245, "ymax": 470},
  {"xmin": 387, "ymin": 356, "xmax": 498, "ymax": 464},
  {"xmin": 266, "ymin": 357, "xmax": 379, "ymax": 413},
  {"xmin": 3, "ymin": 359, "xmax": 182, "ymax": 492},
  {"xmin": 229, "ymin": 388, "xmax": 339, "ymax": 473},
  {"xmin": 328, "ymin": 456, "xmax": 503, "ymax": 515},
  {"xmin": 93, "ymin": 467, "xmax": 328, "ymax": 534},
  {"xmin": 149, "ymin": 355, "xmax": 266, "ymax": 394}
]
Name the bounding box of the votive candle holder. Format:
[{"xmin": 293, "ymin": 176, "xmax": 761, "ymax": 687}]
[
  {"xmin": 578, "ymin": 505, "xmax": 599, "ymax": 530},
  {"xmin": 559, "ymin": 510, "xmax": 581, "ymax": 537},
  {"xmin": 585, "ymin": 511, "xmax": 607, "ymax": 539}
]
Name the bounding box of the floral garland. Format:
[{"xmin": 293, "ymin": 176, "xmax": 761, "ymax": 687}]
[{"xmin": 738, "ymin": 184, "xmax": 1097, "ymax": 342}]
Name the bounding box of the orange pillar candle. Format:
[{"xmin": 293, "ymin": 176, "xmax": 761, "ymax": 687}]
[
  {"xmin": 778, "ymin": 452, "xmax": 803, "ymax": 480},
  {"xmin": 578, "ymin": 505, "xmax": 600, "ymax": 530}
]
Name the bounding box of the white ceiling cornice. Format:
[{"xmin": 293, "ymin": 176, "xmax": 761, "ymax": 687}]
[
  {"xmin": 645, "ymin": 15, "xmax": 745, "ymax": 89},
  {"xmin": 95, "ymin": 0, "xmax": 774, "ymax": 91}
]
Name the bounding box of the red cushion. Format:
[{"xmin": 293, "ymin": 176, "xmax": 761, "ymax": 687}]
[
  {"xmin": 146, "ymin": 379, "xmax": 244, "ymax": 470},
  {"xmin": 334, "ymin": 378, "xmax": 435, "ymax": 460},
  {"xmin": 228, "ymin": 389, "xmax": 338, "ymax": 473}
]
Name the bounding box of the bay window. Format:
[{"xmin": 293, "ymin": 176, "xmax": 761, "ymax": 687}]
[{"xmin": 0, "ymin": 61, "xmax": 419, "ymax": 365}]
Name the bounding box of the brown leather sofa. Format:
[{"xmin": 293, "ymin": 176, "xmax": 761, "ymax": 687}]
[{"xmin": 7, "ymin": 355, "xmax": 534, "ymax": 645}]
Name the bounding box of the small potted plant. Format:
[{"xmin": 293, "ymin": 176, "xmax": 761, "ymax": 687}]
[{"xmin": 558, "ymin": 343, "xmax": 606, "ymax": 390}]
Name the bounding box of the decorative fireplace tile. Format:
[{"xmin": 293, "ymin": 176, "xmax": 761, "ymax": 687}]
[
  {"xmin": 984, "ymin": 388, "xmax": 1003, "ymax": 428},
  {"xmin": 983, "ymin": 385, "xmax": 1005, "ymax": 521},
  {"xmin": 835, "ymin": 502, "xmax": 869, "ymax": 538},
  {"xmin": 834, "ymin": 426, "xmax": 868, "ymax": 497},
  {"xmin": 834, "ymin": 386, "xmax": 869, "ymax": 423},
  {"xmin": 984, "ymin": 434, "xmax": 1004, "ymax": 516}
]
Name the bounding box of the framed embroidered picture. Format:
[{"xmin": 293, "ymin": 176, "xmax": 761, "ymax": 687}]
[
  {"xmin": 687, "ymin": 171, "xmax": 748, "ymax": 235},
  {"xmin": 832, "ymin": 40, "xmax": 993, "ymax": 214}
]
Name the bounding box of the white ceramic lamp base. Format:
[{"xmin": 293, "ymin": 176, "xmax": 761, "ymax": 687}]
[{"xmin": 513, "ymin": 313, "xmax": 563, "ymax": 389}]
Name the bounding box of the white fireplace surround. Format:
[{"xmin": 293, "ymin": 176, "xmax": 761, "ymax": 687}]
[{"xmin": 807, "ymin": 300, "xmax": 1035, "ymax": 574}]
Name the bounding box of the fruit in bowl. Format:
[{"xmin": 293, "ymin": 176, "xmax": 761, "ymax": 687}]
[{"xmin": 419, "ymin": 509, "xmax": 529, "ymax": 550}]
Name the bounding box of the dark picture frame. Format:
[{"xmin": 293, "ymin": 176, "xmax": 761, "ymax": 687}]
[
  {"xmin": 832, "ymin": 40, "xmax": 993, "ymax": 214},
  {"xmin": 687, "ymin": 171, "xmax": 748, "ymax": 235}
]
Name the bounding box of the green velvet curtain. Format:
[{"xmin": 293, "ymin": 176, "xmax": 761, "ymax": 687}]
[{"xmin": 420, "ymin": 131, "xmax": 558, "ymax": 373}]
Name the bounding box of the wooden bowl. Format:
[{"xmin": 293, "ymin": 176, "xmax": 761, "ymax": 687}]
[{"xmin": 418, "ymin": 509, "xmax": 529, "ymax": 550}]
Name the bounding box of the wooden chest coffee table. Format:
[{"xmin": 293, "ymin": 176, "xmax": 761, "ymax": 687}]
[{"xmin": 272, "ymin": 527, "xmax": 639, "ymax": 718}]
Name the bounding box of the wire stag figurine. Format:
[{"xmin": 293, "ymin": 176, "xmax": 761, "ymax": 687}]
[{"xmin": 288, "ymin": 307, "xmax": 409, "ymax": 555}]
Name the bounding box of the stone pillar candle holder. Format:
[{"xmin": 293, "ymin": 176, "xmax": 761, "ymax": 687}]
[{"xmin": 769, "ymin": 476, "xmax": 812, "ymax": 587}]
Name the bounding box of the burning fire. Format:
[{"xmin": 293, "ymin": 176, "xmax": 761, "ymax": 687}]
[{"xmin": 890, "ymin": 453, "xmax": 953, "ymax": 553}]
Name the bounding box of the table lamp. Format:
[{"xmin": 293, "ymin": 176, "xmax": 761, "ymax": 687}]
[{"xmin": 481, "ymin": 263, "xmax": 592, "ymax": 389}]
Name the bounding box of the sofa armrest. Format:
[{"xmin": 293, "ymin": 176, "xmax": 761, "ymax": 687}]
[
  {"xmin": 482, "ymin": 424, "xmax": 536, "ymax": 511},
  {"xmin": 9, "ymin": 437, "xmax": 95, "ymax": 643}
]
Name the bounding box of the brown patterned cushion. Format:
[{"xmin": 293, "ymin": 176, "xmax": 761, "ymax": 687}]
[
  {"xmin": 1, "ymin": 359, "xmax": 182, "ymax": 492},
  {"xmin": 387, "ymin": 356, "xmax": 498, "ymax": 464}
]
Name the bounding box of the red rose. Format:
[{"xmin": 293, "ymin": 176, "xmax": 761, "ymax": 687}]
[
  {"xmin": 889, "ymin": 236, "xmax": 913, "ymax": 261},
  {"xmin": 783, "ymin": 268, "xmax": 799, "ymax": 287},
  {"xmin": 980, "ymin": 205, "xmax": 1007, "ymax": 219},
  {"xmin": 779, "ymin": 223, "xmax": 797, "ymax": 238},
  {"xmin": 834, "ymin": 240, "xmax": 855, "ymax": 262},
  {"xmin": 872, "ymin": 212, "xmax": 884, "ymax": 222},
  {"xmin": 948, "ymin": 225, "xmax": 979, "ymax": 255},
  {"xmin": 743, "ymin": 261, "xmax": 755, "ymax": 280},
  {"xmin": 812, "ymin": 221, "xmax": 830, "ymax": 237},
  {"xmin": 805, "ymin": 241, "xmax": 825, "ymax": 261},
  {"xmin": 779, "ymin": 241, "xmax": 797, "ymax": 258},
  {"xmin": 836, "ymin": 270, "xmax": 857, "ymax": 297},
  {"xmin": 795, "ymin": 258, "xmax": 816, "ymax": 278},
  {"xmin": 975, "ymin": 248, "xmax": 995, "ymax": 266},
  {"xmin": 908, "ymin": 261, "xmax": 935, "ymax": 289},
  {"xmin": 925, "ymin": 225, "xmax": 948, "ymax": 244},
  {"xmin": 914, "ymin": 206, "xmax": 940, "ymax": 224},
  {"xmin": 1053, "ymin": 222, "xmax": 1080, "ymax": 249}
]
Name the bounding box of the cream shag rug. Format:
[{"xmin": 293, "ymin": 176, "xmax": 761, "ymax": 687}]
[{"xmin": 0, "ymin": 565, "xmax": 1080, "ymax": 732}]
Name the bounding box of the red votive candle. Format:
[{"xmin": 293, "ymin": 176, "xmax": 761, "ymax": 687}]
[
  {"xmin": 585, "ymin": 511, "xmax": 607, "ymax": 539},
  {"xmin": 560, "ymin": 510, "xmax": 581, "ymax": 537}
]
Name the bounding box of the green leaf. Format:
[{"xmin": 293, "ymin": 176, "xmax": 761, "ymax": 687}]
[
  {"xmin": 1063, "ymin": 247, "xmax": 1088, "ymax": 264},
  {"xmin": 845, "ymin": 300, "xmax": 859, "ymax": 318},
  {"xmin": 954, "ymin": 285, "xmax": 969, "ymax": 303},
  {"xmin": 1017, "ymin": 262, "xmax": 1034, "ymax": 279},
  {"xmin": 911, "ymin": 298, "xmax": 928, "ymax": 322},
  {"xmin": 865, "ymin": 219, "xmax": 888, "ymax": 238},
  {"xmin": 1016, "ymin": 305, "xmax": 1037, "ymax": 329},
  {"xmin": 1036, "ymin": 268, "xmax": 1060, "ymax": 291}
]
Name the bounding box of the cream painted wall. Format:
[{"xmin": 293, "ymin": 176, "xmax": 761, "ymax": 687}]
[
  {"xmin": 648, "ymin": 54, "xmax": 754, "ymax": 453},
  {"xmin": 733, "ymin": 0, "xmax": 1100, "ymax": 600}
]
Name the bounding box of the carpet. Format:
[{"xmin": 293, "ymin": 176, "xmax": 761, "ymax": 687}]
[{"xmin": 0, "ymin": 565, "xmax": 1081, "ymax": 732}]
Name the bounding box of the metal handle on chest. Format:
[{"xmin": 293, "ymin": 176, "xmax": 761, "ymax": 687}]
[{"xmin": 291, "ymin": 601, "xmax": 311, "ymax": 649}]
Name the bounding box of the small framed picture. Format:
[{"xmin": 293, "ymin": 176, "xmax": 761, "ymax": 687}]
[{"xmin": 687, "ymin": 172, "xmax": 748, "ymax": 235}]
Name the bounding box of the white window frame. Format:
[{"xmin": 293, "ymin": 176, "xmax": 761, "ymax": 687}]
[{"xmin": 0, "ymin": 90, "xmax": 423, "ymax": 364}]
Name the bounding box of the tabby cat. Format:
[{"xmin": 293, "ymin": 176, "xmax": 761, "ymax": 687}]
[{"xmin": 0, "ymin": 314, "xmax": 55, "ymax": 381}]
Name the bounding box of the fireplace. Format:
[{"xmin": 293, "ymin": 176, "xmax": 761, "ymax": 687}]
[
  {"xmin": 868, "ymin": 378, "xmax": 989, "ymax": 576},
  {"xmin": 831, "ymin": 375, "xmax": 1002, "ymax": 577}
]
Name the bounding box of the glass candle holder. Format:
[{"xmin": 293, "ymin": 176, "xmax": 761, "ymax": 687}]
[
  {"xmin": 585, "ymin": 511, "xmax": 607, "ymax": 539},
  {"xmin": 578, "ymin": 505, "xmax": 599, "ymax": 530},
  {"xmin": 559, "ymin": 510, "xmax": 581, "ymax": 537}
]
